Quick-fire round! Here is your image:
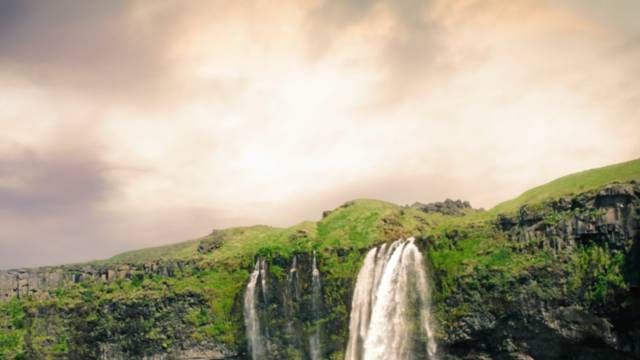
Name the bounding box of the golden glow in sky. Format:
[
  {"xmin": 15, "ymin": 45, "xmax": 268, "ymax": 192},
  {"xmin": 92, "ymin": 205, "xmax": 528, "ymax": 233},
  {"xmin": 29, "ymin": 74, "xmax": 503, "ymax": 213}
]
[{"xmin": 0, "ymin": 0, "xmax": 639, "ymax": 268}]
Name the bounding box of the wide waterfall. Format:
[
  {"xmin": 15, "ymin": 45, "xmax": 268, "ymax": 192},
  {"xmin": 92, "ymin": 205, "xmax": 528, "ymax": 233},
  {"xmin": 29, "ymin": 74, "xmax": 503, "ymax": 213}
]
[
  {"xmin": 345, "ymin": 238, "xmax": 438, "ymax": 360},
  {"xmin": 309, "ymin": 251, "xmax": 322, "ymax": 360},
  {"xmin": 244, "ymin": 259, "xmax": 265, "ymax": 360}
]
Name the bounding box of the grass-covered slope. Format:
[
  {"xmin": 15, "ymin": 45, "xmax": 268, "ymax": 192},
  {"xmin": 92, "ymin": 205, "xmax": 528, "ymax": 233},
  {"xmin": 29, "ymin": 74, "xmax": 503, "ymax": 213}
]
[
  {"xmin": 104, "ymin": 238, "xmax": 203, "ymax": 264},
  {"xmin": 102, "ymin": 225, "xmax": 285, "ymax": 265},
  {"xmin": 102, "ymin": 199, "xmax": 413, "ymax": 266},
  {"xmin": 490, "ymin": 158, "xmax": 640, "ymax": 215},
  {"xmin": 99, "ymin": 157, "xmax": 640, "ymax": 266}
]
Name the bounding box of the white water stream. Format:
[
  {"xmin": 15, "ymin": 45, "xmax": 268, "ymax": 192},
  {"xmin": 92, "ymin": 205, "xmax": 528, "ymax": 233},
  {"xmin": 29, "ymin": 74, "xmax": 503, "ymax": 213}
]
[
  {"xmin": 309, "ymin": 251, "xmax": 322, "ymax": 360},
  {"xmin": 345, "ymin": 238, "xmax": 438, "ymax": 360},
  {"xmin": 244, "ymin": 259, "xmax": 265, "ymax": 360}
]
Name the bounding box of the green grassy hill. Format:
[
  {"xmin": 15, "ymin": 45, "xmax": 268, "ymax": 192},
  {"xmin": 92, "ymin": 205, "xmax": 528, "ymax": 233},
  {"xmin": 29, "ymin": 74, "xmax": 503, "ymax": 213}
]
[
  {"xmin": 106, "ymin": 198, "xmax": 431, "ymax": 267},
  {"xmin": 101, "ymin": 158, "xmax": 640, "ymax": 265},
  {"xmin": 104, "ymin": 238, "xmax": 203, "ymax": 264},
  {"xmin": 490, "ymin": 158, "xmax": 640, "ymax": 215}
]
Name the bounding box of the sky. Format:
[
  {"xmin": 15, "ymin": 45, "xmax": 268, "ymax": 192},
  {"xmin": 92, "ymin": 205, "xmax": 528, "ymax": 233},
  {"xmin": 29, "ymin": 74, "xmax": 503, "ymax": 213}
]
[{"xmin": 1, "ymin": 0, "xmax": 639, "ymax": 269}]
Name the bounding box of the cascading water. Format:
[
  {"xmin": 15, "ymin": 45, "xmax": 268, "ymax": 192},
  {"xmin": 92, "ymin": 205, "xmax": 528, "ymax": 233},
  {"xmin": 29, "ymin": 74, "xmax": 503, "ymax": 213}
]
[
  {"xmin": 244, "ymin": 254, "xmax": 325, "ymax": 359},
  {"xmin": 244, "ymin": 259, "xmax": 265, "ymax": 360},
  {"xmin": 309, "ymin": 251, "xmax": 322, "ymax": 360},
  {"xmin": 345, "ymin": 238, "xmax": 438, "ymax": 360},
  {"xmin": 260, "ymin": 259, "xmax": 269, "ymax": 304},
  {"xmin": 285, "ymin": 256, "xmax": 303, "ymax": 355},
  {"xmin": 288, "ymin": 255, "xmax": 301, "ymax": 302},
  {"xmin": 285, "ymin": 255, "xmax": 298, "ymax": 333},
  {"xmin": 258, "ymin": 258, "xmax": 271, "ymax": 346}
]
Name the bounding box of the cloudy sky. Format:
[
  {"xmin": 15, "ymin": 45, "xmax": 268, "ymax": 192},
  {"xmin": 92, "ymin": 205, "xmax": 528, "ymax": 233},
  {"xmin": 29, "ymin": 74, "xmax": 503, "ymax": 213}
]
[{"xmin": 1, "ymin": 0, "xmax": 639, "ymax": 269}]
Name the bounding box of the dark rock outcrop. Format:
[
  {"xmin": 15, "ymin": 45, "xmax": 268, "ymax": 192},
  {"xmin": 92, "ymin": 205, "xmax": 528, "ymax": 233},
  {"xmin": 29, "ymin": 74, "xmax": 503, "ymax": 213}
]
[
  {"xmin": 497, "ymin": 183, "xmax": 639, "ymax": 254},
  {"xmin": 198, "ymin": 230, "xmax": 227, "ymax": 254},
  {"xmin": 411, "ymin": 199, "xmax": 476, "ymax": 216}
]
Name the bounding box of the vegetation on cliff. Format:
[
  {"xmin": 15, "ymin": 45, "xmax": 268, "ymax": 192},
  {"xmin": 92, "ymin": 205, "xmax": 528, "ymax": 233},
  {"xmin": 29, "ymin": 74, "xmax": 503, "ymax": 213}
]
[{"xmin": 1, "ymin": 158, "xmax": 639, "ymax": 359}]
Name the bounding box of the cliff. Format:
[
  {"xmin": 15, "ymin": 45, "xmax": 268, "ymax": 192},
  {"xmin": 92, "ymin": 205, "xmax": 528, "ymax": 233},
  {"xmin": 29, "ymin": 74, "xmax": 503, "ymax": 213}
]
[
  {"xmin": 432, "ymin": 182, "xmax": 640, "ymax": 359},
  {"xmin": 1, "ymin": 159, "xmax": 639, "ymax": 359}
]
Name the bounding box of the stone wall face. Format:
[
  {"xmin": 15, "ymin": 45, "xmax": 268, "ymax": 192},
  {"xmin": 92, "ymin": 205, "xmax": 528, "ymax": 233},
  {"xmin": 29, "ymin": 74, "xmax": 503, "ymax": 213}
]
[
  {"xmin": 441, "ymin": 183, "xmax": 640, "ymax": 359},
  {"xmin": 0, "ymin": 268, "xmax": 65, "ymax": 301},
  {"xmin": 0, "ymin": 260, "xmax": 193, "ymax": 303},
  {"xmin": 498, "ymin": 183, "xmax": 639, "ymax": 254}
]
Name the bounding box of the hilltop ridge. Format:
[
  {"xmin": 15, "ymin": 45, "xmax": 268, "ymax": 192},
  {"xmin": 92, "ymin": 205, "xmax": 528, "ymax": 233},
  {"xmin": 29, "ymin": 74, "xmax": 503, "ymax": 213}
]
[{"xmin": 101, "ymin": 157, "xmax": 640, "ymax": 266}]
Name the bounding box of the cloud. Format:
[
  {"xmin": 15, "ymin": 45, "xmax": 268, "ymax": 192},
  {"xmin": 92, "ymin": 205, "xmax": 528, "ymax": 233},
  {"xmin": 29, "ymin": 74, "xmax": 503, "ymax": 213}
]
[
  {"xmin": 0, "ymin": 146, "xmax": 112, "ymax": 216},
  {"xmin": 305, "ymin": 0, "xmax": 449, "ymax": 108},
  {"xmin": 0, "ymin": 1, "xmax": 198, "ymax": 103},
  {"xmin": 305, "ymin": 0, "xmax": 378, "ymax": 55},
  {"xmin": 0, "ymin": 0, "xmax": 639, "ymax": 268},
  {"xmin": 0, "ymin": 139, "xmax": 246, "ymax": 269},
  {"xmin": 0, "ymin": 138, "xmax": 114, "ymax": 268},
  {"xmin": 0, "ymin": 204, "xmax": 226, "ymax": 269}
]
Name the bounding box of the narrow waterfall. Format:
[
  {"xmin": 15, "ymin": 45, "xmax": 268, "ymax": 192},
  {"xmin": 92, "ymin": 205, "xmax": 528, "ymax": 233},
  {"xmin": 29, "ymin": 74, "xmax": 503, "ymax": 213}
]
[
  {"xmin": 289, "ymin": 255, "xmax": 301, "ymax": 302},
  {"xmin": 260, "ymin": 258, "xmax": 268, "ymax": 304},
  {"xmin": 243, "ymin": 253, "xmax": 330, "ymax": 359},
  {"xmin": 259, "ymin": 258, "xmax": 273, "ymax": 350},
  {"xmin": 285, "ymin": 255, "xmax": 298, "ymax": 333},
  {"xmin": 309, "ymin": 251, "xmax": 322, "ymax": 360},
  {"xmin": 345, "ymin": 238, "xmax": 438, "ymax": 360},
  {"xmin": 244, "ymin": 259, "xmax": 265, "ymax": 360},
  {"xmin": 285, "ymin": 256, "xmax": 303, "ymax": 353}
]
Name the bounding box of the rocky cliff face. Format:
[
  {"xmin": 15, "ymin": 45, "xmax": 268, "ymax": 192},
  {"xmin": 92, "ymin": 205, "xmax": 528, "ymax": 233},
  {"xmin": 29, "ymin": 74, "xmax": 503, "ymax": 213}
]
[
  {"xmin": 498, "ymin": 183, "xmax": 638, "ymax": 254},
  {"xmin": 437, "ymin": 182, "xmax": 640, "ymax": 359},
  {"xmin": 23, "ymin": 293, "xmax": 238, "ymax": 359},
  {"xmin": 0, "ymin": 260, "xmax": 197, "ymax": 303},
  {"xmin": 0, "ymin": 268, "xmax": 64, "ymax": 302}
]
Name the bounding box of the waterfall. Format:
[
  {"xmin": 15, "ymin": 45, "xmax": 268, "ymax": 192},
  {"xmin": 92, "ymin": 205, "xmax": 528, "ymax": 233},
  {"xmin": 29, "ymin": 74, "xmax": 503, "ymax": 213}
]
[
  {"xmin": 285, "ymin": 255, "xmax": 298, "ymax": 334},
  {"xmin": 345, "ymin": 238, "xmax": 438, "ymax": 360},
  {"xmin": 260, "ymin": 258, "xmax": 268, "ymax": 304},
  {"xmin": 244, "ymin": 259, "xmax": 265, "ymax": 360},
  {"xmin": 309, "ymin": 251, "xmax": 322, "ymax": 360},
  {"xmin": 285, "ymin": 255, "xmax": 302, "ymax": 354},
  {"xmin": 289, "ymin": 256, "xmax": 301, "ymax": 302}
]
